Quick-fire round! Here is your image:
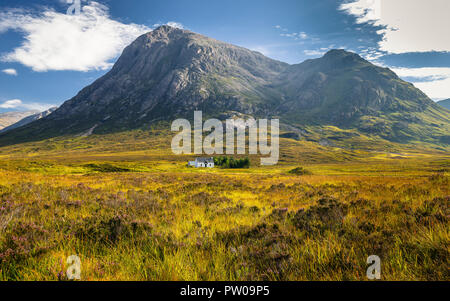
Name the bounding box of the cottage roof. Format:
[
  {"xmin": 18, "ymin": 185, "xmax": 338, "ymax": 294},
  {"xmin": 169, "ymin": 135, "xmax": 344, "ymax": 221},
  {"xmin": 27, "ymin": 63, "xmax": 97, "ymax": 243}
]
[{"xmin": 196, "ymin": 157, "xmax": 214, "ymax": 163}]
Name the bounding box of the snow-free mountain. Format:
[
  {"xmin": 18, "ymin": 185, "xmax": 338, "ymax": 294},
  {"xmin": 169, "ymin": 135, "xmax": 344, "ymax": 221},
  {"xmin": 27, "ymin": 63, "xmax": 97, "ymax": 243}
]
[
  {"xmin": 0, "ymin": 107, "xmax": 57, "ymax": 134},
  {"xmin": 0, "ymin": 110, "xmax": 39, "ymax": 131},
  {"xmin": 1, "ymin": 26, "xmax": 449, "ymax": 146}
]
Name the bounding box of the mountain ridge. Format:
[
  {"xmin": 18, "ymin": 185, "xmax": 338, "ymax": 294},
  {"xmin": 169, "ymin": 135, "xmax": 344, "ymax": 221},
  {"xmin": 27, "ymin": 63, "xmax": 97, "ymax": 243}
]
[
  {"xmin": 0, "ymin": 107, "xmax": 58, "ymax": 133},
  {"xmin": 0, "ymin": 25, "xmax": 448, "ymax": 147},
  {"xmin": 0, "ymin": 110, "xmax": 39, "ymax": 130}
]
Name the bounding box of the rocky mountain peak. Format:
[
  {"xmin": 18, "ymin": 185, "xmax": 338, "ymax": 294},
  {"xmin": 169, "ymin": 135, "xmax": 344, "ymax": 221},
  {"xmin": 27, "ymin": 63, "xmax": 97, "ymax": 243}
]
[
  {"xmin": 324, "ymin": 49, "xmax": 355, "ymax": 57},
  {"xmin": 0, "ymin": 29, "xmax": 448, "ymax": 146}
]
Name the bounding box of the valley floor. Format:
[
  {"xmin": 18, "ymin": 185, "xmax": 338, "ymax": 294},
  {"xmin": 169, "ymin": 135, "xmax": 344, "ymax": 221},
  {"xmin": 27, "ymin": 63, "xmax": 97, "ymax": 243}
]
[{"xmin": 0, "ymin": 133, "xmax": 448, "ymax": 280}]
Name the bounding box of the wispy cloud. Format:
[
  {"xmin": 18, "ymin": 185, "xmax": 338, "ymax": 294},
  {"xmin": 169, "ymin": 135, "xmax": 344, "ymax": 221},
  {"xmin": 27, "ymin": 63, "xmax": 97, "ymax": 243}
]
[
  {"xmin": 249, "ymin": 46, "xmax": 272, "ymax": 57},
  {"xmin": 1, "ymin": 68, "xmax": 17, "ymax": 76},
  {"xmin": 358, "ymin": 47, "xmax": 384, "ymax": 61},
  {"xmin": 0, "ymin": 2, "xmax": 151, "ymax": 72},
  {"xmin": 392, "ymin": 67, "xmax": 450, "ymax": 99},
  {"xmin": 275, "ymin": 25, "xmax": 308, "ymax": 41},
  {"xmin": 274, "ymin": 25, "xmax": 288, "ymax": 31},
  {"xmin": 154, "ymin": 21, "xmax": 185, "ymax": 29},
  {"xmin": 392, "ymin": 67, "xmax": 450, "ymax": 82},
  {"xmin": 0, "ymin": 99, "xmax": 22, "ymax": 109},
  {"xmin": 0, "ymin": 99, "xmax": 54, "ymax": 111},
  {"xmin": 304, "ymin": 46, "xmax": 337, "ymax": 57}
]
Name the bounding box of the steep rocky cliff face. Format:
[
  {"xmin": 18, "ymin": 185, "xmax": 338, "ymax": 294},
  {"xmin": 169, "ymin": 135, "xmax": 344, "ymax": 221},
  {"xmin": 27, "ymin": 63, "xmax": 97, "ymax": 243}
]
[{"xmin": 47, "ymin": 25, "xmax": 288, "ymax": 133}]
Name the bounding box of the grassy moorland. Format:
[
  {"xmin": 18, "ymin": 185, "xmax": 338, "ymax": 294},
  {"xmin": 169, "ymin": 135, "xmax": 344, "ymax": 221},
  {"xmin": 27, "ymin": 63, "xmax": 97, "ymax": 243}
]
[{"xmin": 0, "ymin": 130, "xmax": 448, "ymax": 281}]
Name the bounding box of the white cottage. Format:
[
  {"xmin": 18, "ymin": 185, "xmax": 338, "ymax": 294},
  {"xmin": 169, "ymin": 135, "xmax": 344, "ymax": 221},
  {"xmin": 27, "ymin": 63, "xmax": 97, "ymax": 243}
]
[{"xmin": 188, "ymin": 157, "xmax": 215, "ymax": 168}]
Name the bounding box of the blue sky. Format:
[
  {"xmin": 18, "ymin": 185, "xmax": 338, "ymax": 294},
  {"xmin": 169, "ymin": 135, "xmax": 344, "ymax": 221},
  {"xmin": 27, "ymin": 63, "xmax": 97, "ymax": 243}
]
[{"xmin": 1, "ymin": 0, "xmax": 449, "ymax": 113}]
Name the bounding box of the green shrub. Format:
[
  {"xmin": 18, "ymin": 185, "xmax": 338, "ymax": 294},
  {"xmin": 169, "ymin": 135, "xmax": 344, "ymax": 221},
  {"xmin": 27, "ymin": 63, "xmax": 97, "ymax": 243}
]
[
  {"xmin": 214, "ymin": 156, "xmax": 250, "ymax": 169},
  {"xmin": 288, "ymin": 167, "xmax": 312, "ymax": 175}
]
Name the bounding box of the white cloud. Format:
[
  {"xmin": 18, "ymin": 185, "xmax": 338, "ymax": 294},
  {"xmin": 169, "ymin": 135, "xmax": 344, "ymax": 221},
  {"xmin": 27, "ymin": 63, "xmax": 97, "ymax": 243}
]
[
  {"xmin": 166, "ymin": 22, "xmax": 185, "ymax": 29},
  {"xmin": 275, "ymin": 26, "xmax": 309, "ymax": 41},
  {"xmin": 392, "ymin": 67, "xmax": 450, "ymax": 81},
  {"xmin": 414, "ymin": 79, "xmax": 450, "ymax": 100},
  {"xmin": 0, "ymin": 2, "xmax": 151, "ymax": 72},
  {"xmin": 358, "ymin": 47, "xmax": 384, "ymax": 61},
  {"xmin": 152, "ymin": 21, "xmax": 186, "ymax": 30},
  {"xmin": 392, "ymin": 67, "xmax": 450, "ymax": 99},
  {"xmin": 249, "ymin": 46, "xmax": 271, "ymax": 57},
  {"xmin": 0, "ymin": 99, "xmax": 54, "ymax": 111},
  {"xmin": 303, "ymin": 45, "xmax": 337, "ymax": 57},
  {"xmin": 280, "ymin": 32, "xmax": 308, "ymax": 40},
  {"xmin": 339, "ymin": 0, "xmax": 450, "ymax": 54},
  {"xmin": 1, "ymin": 68, "xmax": 17, "ymax": 76},
  {"xmin": 340, "ymin": 1, "xmax": 450, "ymax": 99},
  {"xmin": 0, "ymin": 99, "xmax": 22, "ymax": 109}
]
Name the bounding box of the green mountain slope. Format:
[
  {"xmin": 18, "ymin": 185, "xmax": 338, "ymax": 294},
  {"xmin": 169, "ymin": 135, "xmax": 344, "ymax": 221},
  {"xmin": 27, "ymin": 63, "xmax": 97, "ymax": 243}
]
[{"xmin": 275, "ymin": 50, "xmax": 449, "ymax": 144}]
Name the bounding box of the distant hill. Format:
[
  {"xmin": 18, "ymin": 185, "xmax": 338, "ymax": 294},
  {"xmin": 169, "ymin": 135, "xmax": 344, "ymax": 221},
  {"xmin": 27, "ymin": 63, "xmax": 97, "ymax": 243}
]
[
  {"xmin": 0, "ymin": 25, "xmax": 449, "ymax": 147},
  {"xmin": 0, "ymin": 110, "xmax": 39, "ymax": 130},
  {"xmin": 0, "ymin": 107, "xmax": 57, "ymax": 133},
  {"xmin": 437, "ymin": 99, "xmax": 450, "ymax": 110}
]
